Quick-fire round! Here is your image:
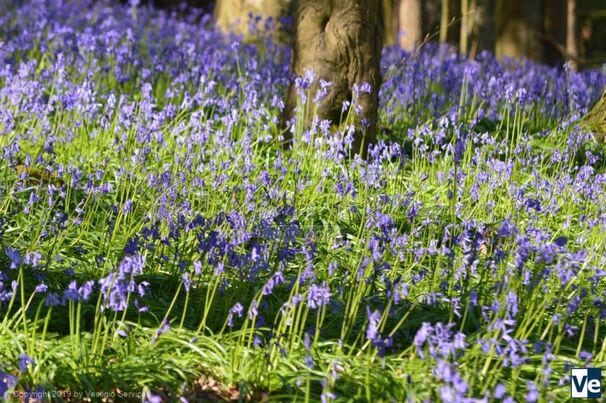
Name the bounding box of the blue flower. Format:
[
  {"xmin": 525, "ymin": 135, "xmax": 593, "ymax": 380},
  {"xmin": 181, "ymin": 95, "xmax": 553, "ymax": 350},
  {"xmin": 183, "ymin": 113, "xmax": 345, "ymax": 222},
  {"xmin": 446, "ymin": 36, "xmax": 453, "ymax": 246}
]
[
  {"xmin": 5, "ymin": 247, "xmax": 22, "ymax": 269},
  {"xmin": 18, "ymin": 353, "xmax": 35, "ymax": 372},
  {"xmin": 307, "ymin": 283, "xmax": 331, "ymax": 310},
  {"xmin": 0, "ymin": 372, "xmax": 17, "ymax": 399}
]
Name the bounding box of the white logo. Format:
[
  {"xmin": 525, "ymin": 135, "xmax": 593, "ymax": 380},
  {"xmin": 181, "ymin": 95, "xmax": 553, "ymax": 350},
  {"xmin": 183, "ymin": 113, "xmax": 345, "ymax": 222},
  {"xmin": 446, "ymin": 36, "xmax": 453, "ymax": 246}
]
[{"xmin": 571, "ymin": 368, "xmax": 602, "ymax": 398}]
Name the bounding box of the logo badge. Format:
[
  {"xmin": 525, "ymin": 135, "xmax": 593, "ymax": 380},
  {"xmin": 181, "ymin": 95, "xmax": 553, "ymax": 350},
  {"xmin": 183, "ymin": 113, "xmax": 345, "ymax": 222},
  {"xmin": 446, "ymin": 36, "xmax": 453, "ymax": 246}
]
[{"xmin": 571, "ymin": 368, "xmax": 602, "ymax": 398}]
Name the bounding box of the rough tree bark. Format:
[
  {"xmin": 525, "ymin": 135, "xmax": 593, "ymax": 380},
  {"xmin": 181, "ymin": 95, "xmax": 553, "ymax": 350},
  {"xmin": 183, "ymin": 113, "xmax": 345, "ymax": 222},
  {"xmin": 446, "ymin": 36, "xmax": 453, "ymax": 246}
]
[
  {"xmin": 213, "ymin": 0, "xmax": 295, "ymax": 42},
  {"xmin": 398, "ymin": 0, "xmax": 423, "ymax": 51},
  {"xmin": 281, "ymin": 0, "xmax": 383, "ymax": 157},
  {"xmin": 583, "ymin": 88, "xmax": 606, "ymax": 142},
  {"xmin": 495, "ymin": 0, "xmax": 544, "ymax": 62}
]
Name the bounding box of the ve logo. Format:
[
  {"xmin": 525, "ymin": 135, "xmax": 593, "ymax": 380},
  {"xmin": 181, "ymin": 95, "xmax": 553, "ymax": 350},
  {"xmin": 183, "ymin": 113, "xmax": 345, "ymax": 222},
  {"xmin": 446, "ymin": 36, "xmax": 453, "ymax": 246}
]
[{"xmin": 571, "ymin": 368, "xmax": 602, "ymax": 398}]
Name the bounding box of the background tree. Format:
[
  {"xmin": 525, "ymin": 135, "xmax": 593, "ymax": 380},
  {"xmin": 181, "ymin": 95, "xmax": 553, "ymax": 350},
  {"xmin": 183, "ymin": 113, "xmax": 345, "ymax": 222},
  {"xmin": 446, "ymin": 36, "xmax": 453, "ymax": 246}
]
[
  {"xmin": 459, "ymin": 0, "xmax": 470, "ymax": 55},
  {"xmin": 583, "ymin": 88, "xmax": 606, "ymax": 141},
  {"xmin": 469, "ymin": 0, "xmax": 496, "ymax": 58},
  {"xmin": 133, "ymin": 0, "xmax": 605, "ymax": 69},
  {"xmin": 213, "ymin": 0, "xmax": 295, "ymax": 42},
  {"xmin": 439, "ymin": 0, "xmax": 461, "ymax": 45},
  {"xmin": 282, "ymin": 0, "xmax": 383, "ymax": 156},
  {"xmin": 495, "ymin": 0, "xmax": 544, "ymax": 62},
  {"xmin": 382, "ymin": 0, "xmax": 396, "ymax": 45},
  {"xmin": 397, "ymin": 0, "xmax": 423, "ymax": 51},
  {"xmin": 542, "ymin": 0, "xmax": 567, "ymax": 65},
  {"xmin": 566, "ymin": 0, "xmax": 579, "ymax": 69}
]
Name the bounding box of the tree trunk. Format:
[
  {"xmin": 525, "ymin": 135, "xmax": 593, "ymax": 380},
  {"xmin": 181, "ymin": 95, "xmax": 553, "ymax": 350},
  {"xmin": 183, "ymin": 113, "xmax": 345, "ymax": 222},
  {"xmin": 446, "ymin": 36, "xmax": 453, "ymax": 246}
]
[
  {"xmin": 422, "ymin": 0, "xmax": 441, "ymax": 42},
  {"xmin": 398, "ymin": 0, "xmax": 423, "ymax": 51},
  {"xmin": 383, "ymin": 0, "xmax": 396, "ymax": 45},
  {"xmin": 213, "ymin": 0, "xmax": 295, "ymax": 42},
  {"xmin": 583, "ymin": 88, "xmax": 606, "ymax": 142},
  {"xmin": 472, "ymin": 0, "xmax": 495, "ymax": 56},
  {"xmin": 543, "ymin": 0, "xmax": 566, "ymax": 66},
  {"xmin": 495, "ymin": 0, "xmax": 544, "ymax": 62},
  {"xmin": 566, "ymin": 0, "xmax": 578, "ymax": 70},
  {"xmin": 282, "ymin": 0, "xmax": 383, "ymax": 157},
  {"xmin": 439, "ymin": 0, "xmax": 449, "ymax": 43},
  {"xmin": 460, "ymin": 0, "xmax": 471, "ymax": 55},
  {"xmin": 439, "ymin": 0, "xmax": 461, "ymax": 45}
]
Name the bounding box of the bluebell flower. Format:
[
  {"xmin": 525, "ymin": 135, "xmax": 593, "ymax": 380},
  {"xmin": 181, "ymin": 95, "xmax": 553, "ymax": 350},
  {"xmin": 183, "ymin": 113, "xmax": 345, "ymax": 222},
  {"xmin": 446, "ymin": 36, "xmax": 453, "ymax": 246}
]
[
  {"xmin": 18, "ymin": 353, "xmax": 35, "ymax": 372},
  {"xmin": 5, "ymin": 247, "xmax": 22, "ymax": 269},
  {"xmin": 0, "ymin": 372, "xmax": 17, "ymax": 399},
  {"xmin": 227, "ymin": 302, "xmax": 244, "ymax": 327},
  {"xmin": 262, "ymin": 271, "xmax": 284, "ymax": 295},
  {"xmin": 45, "ymin": 293, "xmax": 61, "ymax": 307},
  {"xmin": 320, "ymin": 391, "xmax": 336, "ymax": 403},
  {"xmin": 494, "ymin": 383, "xmax": 506, "ymax": 399},
  {"xmin": 151, "ymin": 318, "xmax": 170, "ymax": 344},
  {"xmin": 307, "ymin": 283, "xmax": 331, "ymax": 310},
  {"xmin": 525, "ymin": 382, "xmax": 539, "ymax": 402},
  {"xmin": 34, "ymin": 283, "xmax": 48, "ymax": 293}
]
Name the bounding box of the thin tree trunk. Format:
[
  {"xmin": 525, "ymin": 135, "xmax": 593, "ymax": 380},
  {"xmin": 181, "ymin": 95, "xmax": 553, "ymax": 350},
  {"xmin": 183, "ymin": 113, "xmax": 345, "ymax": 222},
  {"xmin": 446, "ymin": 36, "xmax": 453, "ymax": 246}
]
[
  {"xmin": 567, "ymin": 0, "xmax": 578, "ymax": 70},
  {"xmin": 440, "ymin": 0, "xmax": 461, "ymax": 45},
  {"xmin": 398, "ymin": 0, "xmax": 422, "ymax": 51},
  {"xmin": 282, "ymin": 0, "xmax": 383, "ymax": 157},
  {"xmin": 460, "ymin": 0, "xmax": 469, "ymax": 55},
  {"xmin": 440, "ymin": 0, "xmax": 449, "ymax": 43}
]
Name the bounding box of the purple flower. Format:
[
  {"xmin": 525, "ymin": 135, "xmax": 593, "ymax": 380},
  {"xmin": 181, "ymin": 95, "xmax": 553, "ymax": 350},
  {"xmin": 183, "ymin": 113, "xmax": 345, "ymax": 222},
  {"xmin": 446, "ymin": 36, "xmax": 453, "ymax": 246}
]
[
  {"xmin": 304, "ymin": 332, "xmax": 312, "ymax": 351},
  {"xmin": 151, "ymin": 318, "xmax": 170, "ymax": 344},
  {"xmin": 494, "ymin": 383, "xmax": 506, "ymax": 399},
  {"xmin": 366, "ymin": 309, "xmax": 381, "ymax": 343},
  {"xmin": 18, "ymin": 354, "xmax": 35, "ymax": 372},
  {"xmin": 145, "ymin": 395, "xmax": 163, "ymax": 403},
  {"xmin": 304, "ymin": 355, "xmax": 314, "ymax": 369},
  {"xmin": 123, "ymin": 199, "xmax": 133, "ymax": 214},
  {"xmin": 525, "ymin": 382, "xmax": 539, "ymax": 402},
  {"xmin": 227, "ymin": 302, "xmax": 244, "ymax": 327},
  {"xmin": 24, "ymin": 251, "xmax": 42, "ymax": 268},
  {"xmin": 98, "ymin": 254, "xmax": 147, "ymax": 312},
  {"xmin": 214, "ymin": 262, "xmax": 225, "ymax": 276},
  {"xmin": 505, "ymin": 291, "xmax": 518, "ymax": 317},
  {"xmin": 262, "ymin": 271, "xmax": 285, "ymax": 295},
  {"xmin": 79, "ymin": 281, "xmax": 95, "ymax": 301},
  {"xmin": 553, "ymin": 236, "xmax": 568, "ymax": 247},
  {"xmin": 117, "ymin": 254, "xmax": 146, "ymax": 275},
  {"xmin": 182, "ymin": 273, "xmax": 192, "ymax": 293},
  {"xmin": 0, "ymin": 372, "xmax": 17, "ymax": 398},
  {"xmin": 62, "ymin": 281, "xmax": 79, "ymax": 302},
  {"xmin": 5, "ymin": 247, "xmax": 22, "ymax": 269},
  {"xmin": 321, "ymin": 392, "xmax": 336, "ymax": 403},
  {"xmin": 414, "ymin": 322, "xmax": 433, "ymax": 349},
  {"xmin": 193, "ymin": 260, "xmax": 203, "ymax": 276},
  {"xmin": 439, "ymin": 386, "xmax": 455, "ymax": 403},
  {"xmin": 34, "ymin": 283, "xmax": 48, "ymax": 293},
  {"xmin": 248, "ymin": 300, "xmax": 258, "ymax": 320},
  {"xmin": 307, "ymin": 283, "xmax": 331, "ymax": 309},
  {"xmin": 45, "ymin": 293, "xmax": 61, "ymax": 307}
]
